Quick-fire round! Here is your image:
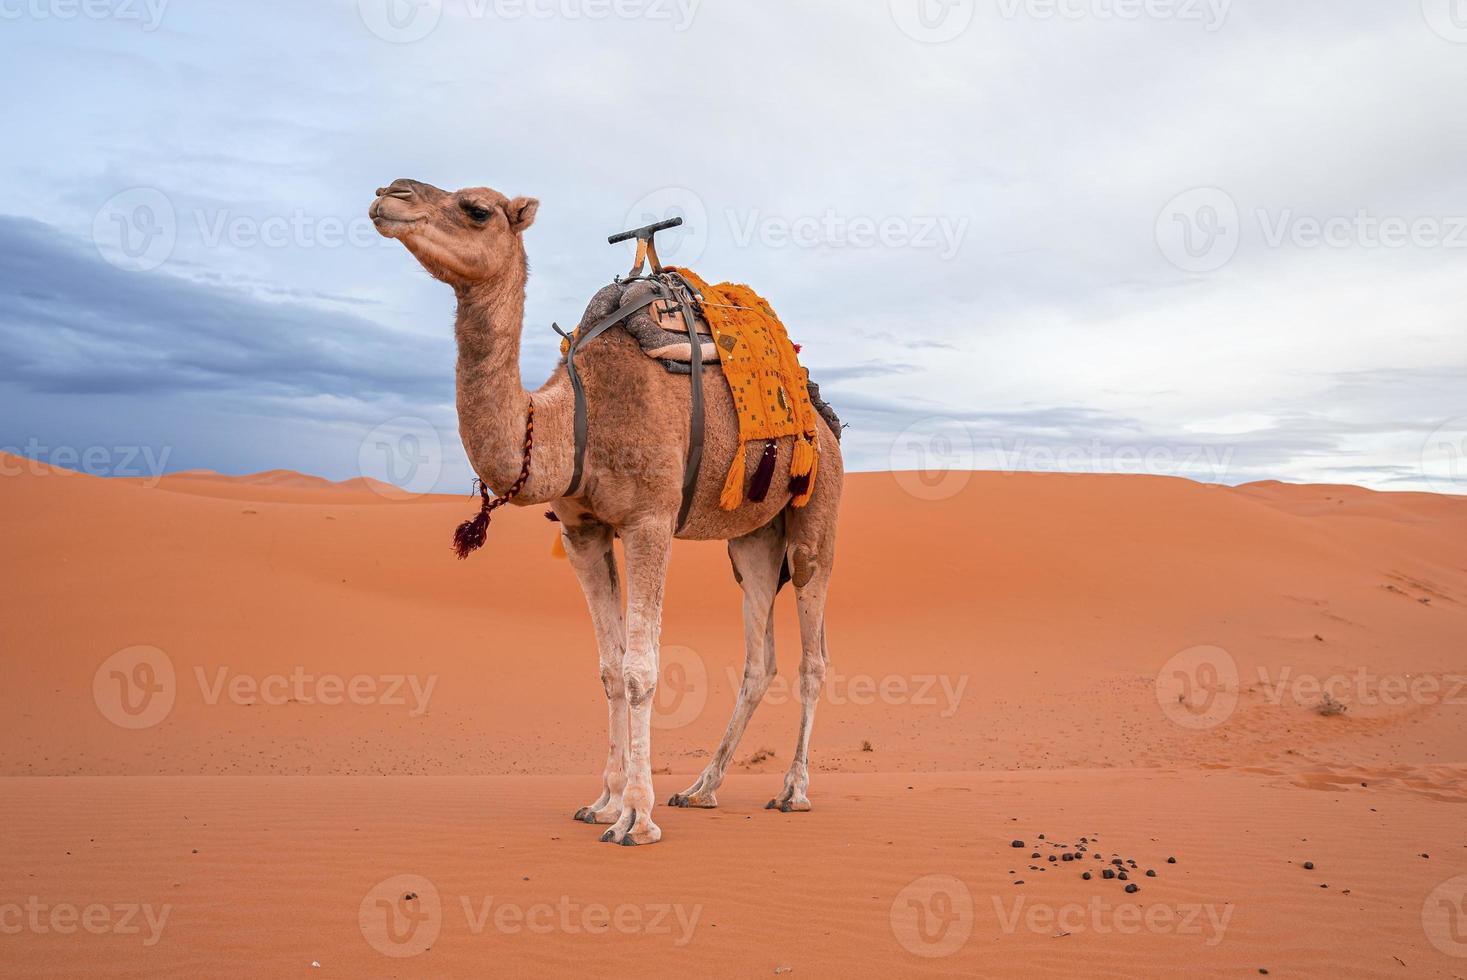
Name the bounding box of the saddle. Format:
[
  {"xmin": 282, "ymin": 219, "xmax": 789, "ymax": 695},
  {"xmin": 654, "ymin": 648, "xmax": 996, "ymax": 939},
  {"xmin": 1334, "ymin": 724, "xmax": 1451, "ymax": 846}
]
[{"xmin": 557, "ymin": 221, "xmax": 840, "ymax": 531}]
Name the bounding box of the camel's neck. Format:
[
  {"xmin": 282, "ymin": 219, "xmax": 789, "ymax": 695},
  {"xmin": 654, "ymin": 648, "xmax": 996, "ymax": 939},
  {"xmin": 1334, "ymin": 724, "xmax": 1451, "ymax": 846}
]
[{"xmin": 453, "ymin": 262, "xmax": 537, "ymax": 495}]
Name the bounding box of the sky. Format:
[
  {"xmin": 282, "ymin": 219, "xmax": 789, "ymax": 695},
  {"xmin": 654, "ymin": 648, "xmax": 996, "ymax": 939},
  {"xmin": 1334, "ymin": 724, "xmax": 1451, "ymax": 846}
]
[{"xmin": 1, "ymin": 0, "xmax": 1465, "ymax": 495}]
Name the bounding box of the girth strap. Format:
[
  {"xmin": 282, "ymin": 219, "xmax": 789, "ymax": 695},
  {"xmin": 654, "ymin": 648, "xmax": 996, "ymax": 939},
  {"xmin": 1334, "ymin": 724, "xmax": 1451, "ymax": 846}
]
[
  {"xmin": 559, "ymin": 292, "xmax": 659, "ymax": 498},
  {"xmin": 665, "ymin": 272, "xmax": 706, "ymax": 532}
]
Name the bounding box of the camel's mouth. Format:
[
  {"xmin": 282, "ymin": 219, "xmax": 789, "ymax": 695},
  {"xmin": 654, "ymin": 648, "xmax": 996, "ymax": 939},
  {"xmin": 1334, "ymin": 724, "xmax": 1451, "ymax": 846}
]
[{"xmin": 369, "ymin": 196, "xmax": 426, "ymax": 235}]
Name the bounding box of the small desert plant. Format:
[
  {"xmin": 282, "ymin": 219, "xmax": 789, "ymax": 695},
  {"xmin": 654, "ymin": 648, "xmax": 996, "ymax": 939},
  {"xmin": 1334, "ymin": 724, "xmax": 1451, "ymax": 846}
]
[{"xmin": 1316, "ymin": 693, "xmax": 1348, "ymax": 717}]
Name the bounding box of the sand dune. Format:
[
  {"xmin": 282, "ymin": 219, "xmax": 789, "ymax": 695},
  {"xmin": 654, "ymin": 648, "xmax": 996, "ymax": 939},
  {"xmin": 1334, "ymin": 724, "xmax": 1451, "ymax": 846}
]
[{"xmin": 3, "ymin": 454, "xmax": 1465, "ymax": 977}]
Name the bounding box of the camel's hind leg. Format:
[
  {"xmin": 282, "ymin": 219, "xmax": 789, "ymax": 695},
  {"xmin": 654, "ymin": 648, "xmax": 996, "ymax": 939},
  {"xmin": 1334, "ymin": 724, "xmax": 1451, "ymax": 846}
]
[
  {"xmin": 668, "ymin": 513, "xmax": 786, "ymax": 809},
  {"xmin": 768, "ymin": 431, "xmax": 841, "ymax": 813}
]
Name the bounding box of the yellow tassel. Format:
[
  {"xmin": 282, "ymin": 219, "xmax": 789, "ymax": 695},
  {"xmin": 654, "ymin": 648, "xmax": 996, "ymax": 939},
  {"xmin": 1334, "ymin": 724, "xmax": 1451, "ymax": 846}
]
[
  {"xmin": 790, "ymin": 433, "xmax": 816, "ymax": 478},
  {"xmin": 792, "ymin": 434, "xmax": 818, "ymax": 507},
  {"xmin": 720, "ymin": 442, "xmax": 748, "ymax": 510},
  {"xmin": 551, "ymin": 531, "xmax": 567, "ymax": 559}
]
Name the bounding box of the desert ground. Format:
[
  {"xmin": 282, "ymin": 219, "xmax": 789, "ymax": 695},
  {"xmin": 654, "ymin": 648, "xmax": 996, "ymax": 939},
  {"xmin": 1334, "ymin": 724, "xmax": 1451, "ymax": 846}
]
[{"xmin": 3, "ymin": 453, "xmax": 1466, "ymax": 977}]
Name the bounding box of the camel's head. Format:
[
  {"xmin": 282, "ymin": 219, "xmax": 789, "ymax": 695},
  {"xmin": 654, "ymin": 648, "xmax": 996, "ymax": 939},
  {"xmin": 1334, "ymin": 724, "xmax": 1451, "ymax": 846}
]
[{"xmin": 370, "ymin": 178, "xmax": 539, "ymax": 287}]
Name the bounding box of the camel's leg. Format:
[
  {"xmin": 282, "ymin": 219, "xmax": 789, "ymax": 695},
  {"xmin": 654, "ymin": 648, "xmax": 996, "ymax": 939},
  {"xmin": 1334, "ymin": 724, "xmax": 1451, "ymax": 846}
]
[
  {"xmin": 668, "ymin": 515, "xmax": 786, "ymax": 809},
  {"xmin": 768, "ymin": 447, "xmax": 840, "ymax": 813},
  {"xmin": 561, "ymin": 518, "xmax": 630, "ymax": 826},
  {"xmin": 599, "ymin": 520, "xmax": 671, "ymax": 846}
]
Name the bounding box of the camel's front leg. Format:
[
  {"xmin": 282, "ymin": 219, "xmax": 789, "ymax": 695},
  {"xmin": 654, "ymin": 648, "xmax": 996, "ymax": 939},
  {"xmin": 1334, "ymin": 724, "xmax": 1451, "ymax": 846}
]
[
  {"xmin": 560, "ymin": 518, "xmax": 629, "ymax": 825},
  {"xmin": 600, "ymin": 521, "xmax": 671, "ymax": 846}
]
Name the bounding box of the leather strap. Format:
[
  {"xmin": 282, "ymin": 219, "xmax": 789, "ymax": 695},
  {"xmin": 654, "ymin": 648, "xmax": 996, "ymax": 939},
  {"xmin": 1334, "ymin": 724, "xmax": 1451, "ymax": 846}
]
[
  {"xmin": 666, "ymin": 273, "xmax": 706, "ymax": 532},
  {"xmin": 561, "ymin": 292, "xmax": 659, "ymax": 498}
]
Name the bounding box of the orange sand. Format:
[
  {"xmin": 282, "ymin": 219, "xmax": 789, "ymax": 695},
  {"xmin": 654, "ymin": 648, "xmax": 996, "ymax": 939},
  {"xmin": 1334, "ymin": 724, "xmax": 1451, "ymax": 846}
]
[{"xmin": 2, "ymin": 455, "xmax": 1465, "ymax": 977}]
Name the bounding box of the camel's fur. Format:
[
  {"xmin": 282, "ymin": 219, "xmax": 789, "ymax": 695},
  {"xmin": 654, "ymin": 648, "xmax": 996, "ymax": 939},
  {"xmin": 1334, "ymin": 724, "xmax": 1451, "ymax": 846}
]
[{"xmin": 372, "ymin": 178, "xmax": 842, "ymax": 844}]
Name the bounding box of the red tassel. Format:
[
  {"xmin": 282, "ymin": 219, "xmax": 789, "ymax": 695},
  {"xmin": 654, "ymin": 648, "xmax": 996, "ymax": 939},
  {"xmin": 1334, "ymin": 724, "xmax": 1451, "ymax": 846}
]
[
  {"xmin": 452, "ymin": 481, "xmax": 492, "ymax": 560},
  {"xmin": 748, "ymin": 441, "xmax": 778, "ymax": 503},
  {"xmin": 787, "ymin": 472, "xmax": 810, "ymax": 498}
]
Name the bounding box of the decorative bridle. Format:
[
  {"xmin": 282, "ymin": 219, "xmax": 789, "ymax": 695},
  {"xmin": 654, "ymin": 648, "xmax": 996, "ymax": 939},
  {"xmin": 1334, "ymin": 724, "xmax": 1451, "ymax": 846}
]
[{"xmin": 452, "ymin": 400, "xmax": 535, "ymax": 560}]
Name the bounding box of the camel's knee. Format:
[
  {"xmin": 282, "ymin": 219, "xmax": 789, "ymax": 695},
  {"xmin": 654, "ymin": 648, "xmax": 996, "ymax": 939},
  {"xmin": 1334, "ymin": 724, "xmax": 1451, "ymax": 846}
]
[
  {"xmin": 741, "ymin": 662, "xmax": 776, "ymax": 702},
  {"xmin": 600, "ymin": 663, "xmax": 625, "ymax": 701},
  {"xmin": 798, "ymin": 659, "xmax": 826, "ymax": 702},
  {"xmin": 623, "ymin": 657, "xmax": 657, "ymax": 709}
]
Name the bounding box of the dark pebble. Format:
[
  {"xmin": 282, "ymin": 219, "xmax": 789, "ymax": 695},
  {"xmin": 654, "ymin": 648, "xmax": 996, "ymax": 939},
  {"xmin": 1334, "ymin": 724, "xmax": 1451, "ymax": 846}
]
[
  {"xmin": 1145, "ymin": 869, "xmax": 1156, "ymax": 877},
  {"xmin": 1125, "ymin": 883, "xmax": 1139, "ymax": 894},
  {"xmin": 1011, "ymin": 840, "xmax": 1025, "ymax": 848},
  {"xmin": 1303, "ymin": 861, "xmax": 1314, "ymax": 870},
  {"xmin": 1038, "ymin": 834, "xmax": 1046, "ymax": 840},
  {"xmin": 1167, "ymin": 857, "xmax": 1177, "ymax": 864},
  {"xmin": 1082, "ymin": 872, "xmax": 1092, "ymax": 880},
  {"xmin": 1118, "ymin": 871, "xmax": 1129, "ymax": 881},
  {"xmin": 1102, "ymin": 869, "xmax": 1116, "ymax": 879},
  {"xmin": 1048, "ymin": 855, "xmax": 1057, "ymax": 863},
  {"xmin": 1062, "ymin": 853, "xmax": 1073, "ymax": 862}
]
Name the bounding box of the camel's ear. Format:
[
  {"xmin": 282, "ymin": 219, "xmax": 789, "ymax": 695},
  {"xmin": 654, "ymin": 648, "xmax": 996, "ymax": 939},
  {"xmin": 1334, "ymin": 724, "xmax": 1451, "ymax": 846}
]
[{"xmin": 506, "ymin": 196, "xmax": 539, "ymax": 233}]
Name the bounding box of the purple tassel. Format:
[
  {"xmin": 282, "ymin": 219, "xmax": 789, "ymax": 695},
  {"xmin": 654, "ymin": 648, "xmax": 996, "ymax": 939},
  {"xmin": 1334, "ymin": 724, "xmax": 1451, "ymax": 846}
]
[
  {"xmin": 748, "ymin": 441, "xmax": 778, "ymax": 503},
  {"xmin": 787, "ymin": 472, "xmax": 811, "ymax": 497}
]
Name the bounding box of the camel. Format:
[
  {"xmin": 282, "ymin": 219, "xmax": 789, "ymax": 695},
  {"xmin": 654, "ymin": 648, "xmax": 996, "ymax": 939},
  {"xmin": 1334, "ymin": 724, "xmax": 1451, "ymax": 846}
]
[{"xmin": 370, "ymin": 178, "xmax": 843, "ymax": 846}]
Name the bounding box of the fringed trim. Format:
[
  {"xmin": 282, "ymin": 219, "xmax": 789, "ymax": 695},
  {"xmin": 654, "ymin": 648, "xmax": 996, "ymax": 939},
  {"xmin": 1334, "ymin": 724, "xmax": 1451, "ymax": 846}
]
[
  {"xmin": 720, "ymin": 441, "xmax": 748, "ymax": 511},
  {"xmin": 789, "ymin": 431, "xmax": 818, "ymax": 507}
]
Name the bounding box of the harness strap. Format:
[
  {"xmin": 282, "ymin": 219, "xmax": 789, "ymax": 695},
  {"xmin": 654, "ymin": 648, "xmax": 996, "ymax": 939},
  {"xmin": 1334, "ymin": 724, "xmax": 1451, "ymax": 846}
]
[
  {"xmin": 666, "ymin": 272, "xmax": 706, "ymax": 533},
  {"xmin": 560, "ymin": 292, "xmax": 660, "ymax": 498}
]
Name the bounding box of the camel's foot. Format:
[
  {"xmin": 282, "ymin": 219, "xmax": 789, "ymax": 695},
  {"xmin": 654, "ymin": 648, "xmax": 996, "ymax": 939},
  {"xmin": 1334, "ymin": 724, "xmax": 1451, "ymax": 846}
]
[
  {"xmin": 667, "ymin": 771, "xmax": 720, "ymax": 809},
  {"xmin": 766, "ymin": 773, "xmax": 811, "ymax": 813},
  {"xmin": 572, "ymin": 799, "xmax": 621, "ymax": 825},
  {"xmin": 598, "ymin": 808, "xmax": 662, "ymax": 846}
]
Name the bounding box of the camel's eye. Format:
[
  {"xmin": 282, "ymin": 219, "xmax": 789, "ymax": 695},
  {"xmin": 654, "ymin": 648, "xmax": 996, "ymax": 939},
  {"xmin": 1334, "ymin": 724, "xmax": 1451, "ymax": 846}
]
[{"xmin": 461, "ymin": 201, "xmax": 492, "ymax": 223}]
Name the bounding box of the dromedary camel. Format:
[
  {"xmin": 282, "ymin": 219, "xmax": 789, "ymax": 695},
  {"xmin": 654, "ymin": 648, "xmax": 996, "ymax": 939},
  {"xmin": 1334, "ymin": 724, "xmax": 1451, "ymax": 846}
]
[{"xmin": 371, "ymin": 178, "xmax": 842, "ymax": 846}]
